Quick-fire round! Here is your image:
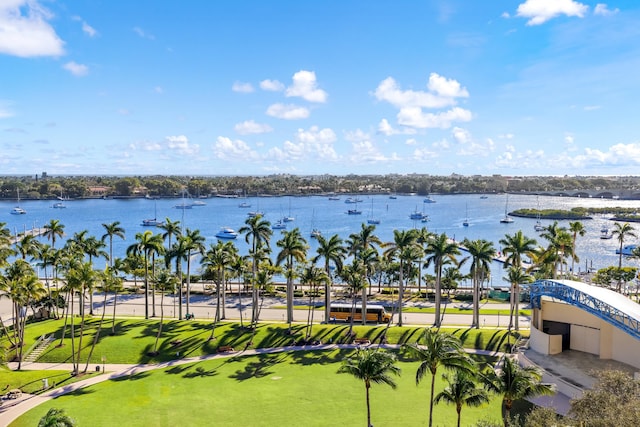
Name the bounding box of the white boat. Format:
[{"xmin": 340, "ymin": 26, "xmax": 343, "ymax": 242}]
[
  {"xmin": 367, "ymin": 199, "xmax": 380, "ymax": 224},
  {"xmin": 10, "ymin": 189, "xmax": 26, "ymax": 215},
  {"xmin": 174, "ymin": 189, "xmax": 194, "ymax": 209},
  {"xmin": 344, "ymin": 197, "xmax": 362, "ymax": 204},
  {"xmin": 272, "ymin": 220, "xmax": 287, "ymax": 230},
  {"xmin": 52, "ymin": 202, "xmax": 66, "ymax": 209},
  {"xmin": 616, "ymin": 244, "xmax": 637, "ymax": 256},
  {"xmin": 192, "ymin": 200, "xmax": 206, "ymax": 206},
  {"xmin": 410, "ymin": 205, "xmax": 427, "ymax": 221},
  {"xmin": 215, "ymin": 227, "xmax": 238, "ymax": 239},
  {"xmin": 142, "ymin": 203, "xmax": 163, "ymax": 226},
  {"xmin": 600, "ymin": 229, "xmax": 613, "ymax": 239},
  {"xmin": 282, "ymin": 198, "xmax": 295, "ymax": 222},
  {"xmin": 328, "ymin": 196, "xmax": 340, "ymax": 201},
  {"xmin": 500, "ymin": 195, "xmax": 514, "ymax": 223},
  {"xmin": 247, "ymin": 210, "xmax": 263, "ymax": 218},
  {"xmin": 238, "ymin": 201, "xmax": 251, "ymax": 208},
  {"xmin": 423, "ymin": 196, "xmax": 436, "ymax": 203}
]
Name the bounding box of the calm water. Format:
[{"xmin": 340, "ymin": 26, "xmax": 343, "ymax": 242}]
[{"xmin": 3, "ymin": 193, "xmax": 640, "ymax": 287}]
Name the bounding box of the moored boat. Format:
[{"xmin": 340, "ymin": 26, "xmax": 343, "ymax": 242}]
[{"xmin": 215, "ymin": 227, "xmax": 238, "ymax": 239}]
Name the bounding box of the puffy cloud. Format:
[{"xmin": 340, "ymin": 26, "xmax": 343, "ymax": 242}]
[
  {"xmin": 377, "ymin": 118, "xmax": 416, "ymax": 136},
  {"xmin": 234, "ymin": 120, "xmax": 273, "ymax": 135},
  {"xmin": 406, "ymin": 138, "xmax": 418, "ymax": 146},
  {"xmin": 570, "ymin": 143, "xmax": 640, "ymax": 167},
  {"xmin": 285, "ymin": 70, "xmax": 327, "ymax": 103},
  {"xmin": 213, "ymin": 136, "xmax": 258, "ymax": 160},
  {"xmin": 343, "ymin": 129, "xmax": 369, "ymax": 143},
  {"xmin": 452, "ymin": 127, "xmax": 472, "ymax": 144},
  {"xmin": 594, "ymin": 3, "xmax": 619, "ymax": 16},
  {"xmin": 427, "ymin": 73, "xmax": 469, "ymax": 98},
  {"xmin": 129, "ymin": 140, "xmax": 162, "ymax": 151},
  {"xmin": 413, "ymin": 147, "xmax": 439, "ymax": 161},
  {"xmin": 296, "ymin": 126, "xmax": 336, "ymax": 143},
  {"xmin": 397, "ymin": 107, "xmax": 472, "ymax": 129},
  {"xmin": 495, "ymin": 148, "xmax": 545, "ymax": 168},
  {"xmin": 374, "ymin": 76, "xmax": 462, "ymax": 109},
  {"xmin": 260, "ymin": 79, "xmax": 284, "ymax": 91},
  {"xmin": 266, "ymin": 141, "xmax": 306, "ymax": 162},
  {"xmin": 516, "ymin": 0, "xmax": 589, "ymax": 26},
  {"xmin": 166, "ymin": 135, "xmax": 199, "ymax": 155},
  {"xmin": 72, "ymin": 16, "xmax": 97, "ymax": 37},
  {"xmin": 63, "ymin": 61, "xmax": 89, "ymax": 76},
  {"xmin": 266, "ymin": 103, "xmax": 310, "ymax": 120},
  {"xmin": 0, "ymin": 0, "xmax": 65, "ymax": 57},
  {"xmin": 350, "ymin": 140, "xmax": 388, "ymax": 163},
  {"xmin": 232, "ymin": 81, "xmax": 254, "ymax": 93}
]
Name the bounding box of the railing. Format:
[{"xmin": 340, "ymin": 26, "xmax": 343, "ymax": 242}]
[{"xmin": 530, "ymin": 279, "xmax": 640, "ymax": 340}]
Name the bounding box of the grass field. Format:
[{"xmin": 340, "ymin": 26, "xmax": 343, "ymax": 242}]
[{"xmin": 10, "ymin": 349, "xmax": 508, "ymax": 427}]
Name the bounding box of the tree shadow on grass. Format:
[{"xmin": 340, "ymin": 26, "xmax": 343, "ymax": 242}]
[
  {"xmin": 183, "ymin": 366, "xmax": 219, "ymax": 379},
  {"xmin": 229, "ymin": 353, "xmax": 285, "ymax": 381},
  {"xmin": 288, "ymin": 348, "xmax": 346, "ymax": 366},
  {"xmin": 110, "ymin": 371, "xmax": 152, "ymax": 382}
]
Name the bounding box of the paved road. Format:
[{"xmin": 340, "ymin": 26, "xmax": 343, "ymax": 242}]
[{"xmin": 0, "ymin": 292, "xmax": 530, "ymax": 329}]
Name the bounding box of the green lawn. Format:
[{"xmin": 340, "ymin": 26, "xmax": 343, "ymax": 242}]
[
  {"xmin": 8, "ymin": 318, "xmax": 524, "ymax": 365},
  {"xmin": 10, "ymin": 349, "xmax": 507, "ymax": 427},
  {"xmin": 0, "ymin": 369, "xmax": 97, "ymax": 394}
]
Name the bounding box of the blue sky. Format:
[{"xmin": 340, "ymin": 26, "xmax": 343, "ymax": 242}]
[{"xmin": 1, "ymin": 0, "xmax": 639, "ymax": 176}]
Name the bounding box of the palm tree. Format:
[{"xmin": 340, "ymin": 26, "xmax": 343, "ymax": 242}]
[
  {"xmin": 383, "ymin": 229, "xmax": 418, "ymax": 326},
  {"xmin": 300, "ymin": 264, "xmax": 330, "ymax": 339},
  {"xmin": 504, "ymin": 266, "xmax": 533, "ymax": 333},
  {"xmin": 127, "ymin": 231, "xmax": 164, "ymax": 319},
  {"xmin": 15, "ymin": 233, "xmax": 41, "ymax": 260},
  {"xmin": 499, "ymin": 231, "xmax": 537, "ymax": 271},
  {"xmin": 415, "ymin": 227, "xmax": 434, "ymax": 293},
  {"xmin": 276, "ymin": 228, "xmax": 308, "ymax": 331},
  {"xmin": 540, "ymin": 222, "xmax": 574, "ymax": 278},
  {"xmin": 182, "ymin": 228, "xmax": 206, "ymax": 316},
  {"xmin": 38, "ymin": 408, "xmax": 77, "ymax": 427},
  {"xmin": 201, "ymin": 241, "xmax": 234, "ymax": 330},
  {"xmin": 613, "ymin": 222, "xmax": 637, "ymax": 292},
  {"xmin": 337, "ymin": 348, "xmax": 401, "ymax": 427},
  {"xmin": 165, "ymin": 238, "xmax": 189, "ymax": 319},
  {"xmin": 101, "ymin": 221, "xmax": 125, "ymax": 267},
  {"xmin": 313, "ymin": 234, "xmax": 346, "ymax": 324},
  {"xmin": 434, "ymin": 370, "xmax": 489, "ymax": 427},
  {"xmin": 482, "ymin": 356, "xmax": 555, "ymax": 426},
  {"xmin": 159, "ymin": 218, "xmax": 182, "ymax": 248},
  {"xmin": 406, "ymin": 328, "xmax": 474, "ymax": 427},
  {"xmin": 568, "ymin": 221, "xmax": 586, "ymax": 275},
  {"xmin": 462, "ymin": 239, "xmax": 495, "ymax": 329},
  {"xmin": 151, "ymin": 268, "xmax": 178, "ymax": 354},
  {"xmin": 424, "ymin": 233, "xmax": 460, "ymax": 328},
  {"xmin": 239, "ymin": 215, "xmax": 272, "ymax": 327},
  {"xmin": 340, "ymin": 260, "xmax": 367, "ymax": 338},
  {"xmin": 106, "ymin": 258, "xmax": 126, "ymax": 335},
  {"xmin": 64, "ymin": 261, "xmax": 97, "ymax": 373},
  {"xmin": 43, "ymin": 219, "xmax": 65, "ymax": 248},
  {"xmin": 81, "ymin": 236, "xmax": 108, "ymax": 315},
  {"xmin": 348, "ymin": 224, "xmax": 382, "ymax": 326}
]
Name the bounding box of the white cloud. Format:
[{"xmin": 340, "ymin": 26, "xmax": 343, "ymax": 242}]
[
  {"xmin": 451, "ymin": 128, "xmax": 495, "ymax": 156},
  {"xmin": 427, "ymin": 73, "xmax": 469, "ymax": 98},
  {"xmin": 566, "ymin": 143, "xmax": 640, "ymax": 167},
  {"xmin": 63, "ymin": 61, "xmax": 89, "ymax": 76},
  {"xmin": 285, "ymin": 70, "xmax": 328, "ymax": 103},
  {"xmin": 495, "ymin": 148, "xmax": 545, "ymax": 168},
  {"xmin": 516, "ymin": 0, "xmax": 589, "ymax": 26},
  {"xmin": 397, "ymin": 107, "xmax": 472, "ymax": 129},
  {"xmin": 266, "ymin": 141, "xmax": 306, "ymax": 162},
  {"xmin": 374, "ymin": 76, "xmax": 464, "ymax": 109},
  {"xmin": 432, "ymin": 139, "xmax": 450, "ymax": 150},
  {"xmin": 133, "ymin": 27, "xmax": 155, "ymax": 40},
  {"xmin": 165, "ymin": 135, "xmax": 199, "ymax": 156},
  {"xmin": 82, "ymin": 21, "xmax": 97, "ymax": 37},
  {"xmin": 413, "ymin": 147, "xmax": 439, "ymax": 161},
  {"xmin": 594, "ymin": 3, "xmax": 619, "ymax": 16},
  {"xmin": 377, "ymin": 118, "xmax": 416, "ymax": 136},
  {"xmin": 232, "ymin": 81, "xmax": 254, "ymax": 93},
  {"xmin": 452, "ymin": 127, "xmax": 472, "ymax": 144},
  {"xmin": 260, "ymin": 79, "xmax": 284, "ymax": 91},
  {"xmin": 499, "ymin": 133, "xmax": 515, "ymax": 139},
  {"xmin": 213, "ymin": 136, "xmax": 258, "ymax": 160},
  {"xmin": 405, "ymin": 138, "xmax": 418, "ymax": 145},
  {"xmin": 564, "ymin": 134, "xmax": 575, "ymax": 144},
  {"xmin": 350, "ymin": 140, "xmax": 388, "ymax": 163},
  {"xmin": 234, "ymin": 120, "xmax": 273, "ymax": 135},
  {"xmin": 343, "ymin": 129, "xmax": 369, "ymax": 143},
  {"xmin": 129, "ymin": 140, "xmax": 162, "ymax": 151},
  {"xmin": 296, "ymin": 126, "xmax": 336, "ymax": 143},
  {"xmin": 0, "ymin": 0, "xmax": 65, "ymax": 57},
  {"xmin": 266, "ymin": 103, "xmax": 310, "ymax": 120}
]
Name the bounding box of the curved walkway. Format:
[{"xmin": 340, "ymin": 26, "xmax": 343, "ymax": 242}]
[{"xmin": 1, "ymin": 344, "xmax": 504, "ymax": 425}]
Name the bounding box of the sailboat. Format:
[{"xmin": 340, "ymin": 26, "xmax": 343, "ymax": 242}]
[
  {"xmin": 347, "ymin": 199, "xmax": 362, "ymax": 215},
  {"xmin": 534, "ymin": 196, "xmax": 544, "ymax": 231},
  {"xmin": 52, "ymin": 190, "xmax": 67, "ymax": 208},
  {"xmin": 283, "ymin": 197, "xmax": 295, "ymax": 222},
  {"xmin": 10, "ymin": 189, "xmax": 26, "ymax": 215},
  {"xmin": 142, "ymin": 202, "xmax": 163, "ymax": 226},
  {"xmin": 310, "ymin": 210, "xmax": 321, "ymax": 238},
  {"xmin": 462, "ymin": 203, "xmax": 469, "ymax": 227},
  {"xmin": 367, "ymin": 198, "xmax": 380, "ymax": 224},
  {"xmin": 174, "ymin": 189, "xmax": 193, "ymax": 209},
  {"xmin": 500, "ymin": 195, "xmax": 514, "ymax": 223}
]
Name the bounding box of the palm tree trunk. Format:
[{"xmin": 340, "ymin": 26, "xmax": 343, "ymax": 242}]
[
  {"xmin": 366, "ymin": 384, "xmax": 371, "ymax": 427},
  {"xmin": 514, "ymin": 283, "xmax": 520, "ymax": 331},
  {"xmin": 153, "ymin": 291, "xmax": 165, "ymax": 353},
  {"xmin": 84, "ymin": 291, "xmax": 108, "ymax": 373},
  {"xmin": 397, "ymin": 260, "xmax": 404, "ymax": 327},
  {"xmin": 324, "ymin": 263, "xmax": 331, "ymax": 325},
  {"xmin": 186, "ymin": 253, "xmax": 192, "ymax": 318},
  {"xmin": 434, "ymin": 263, "xmax": 443, "ymax": 328},
  {"xmin": 429, "ymin": 374, "xmax": 436, "ymax": 427},
  {"xmin": 59, "ymin": 289, "xmax": 71, "ymax": 347},
  {"xmin": 111, "ymin": 289, "xmax": 118, "ymax": 335},
  {"xmin": 70, "ymin": 291, "xmax": 76, "ymax": 374}
]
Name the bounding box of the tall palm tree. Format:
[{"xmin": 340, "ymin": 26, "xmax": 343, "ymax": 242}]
[
  {"xmin": 127, "ymin": 231, "xmax": 164, "ymax": 319},
  {"xmin": 406, "ymin": 328, "xmax": 474, "ymax": 427},
  {"xmin": 43, "ymin": 219, "xmax": 65, "ymax": 249},
  {"xmin": 181, "ymin": 228, "xmax": 206, "ymax": 316},
  {"xmin": 348, "ymin": 224, "xmax": 382, "ymax": 326},
  {"xmin": 499, "ymin": 231, "xmax": 537, "ymax": 272},
  {"xmin": 540, "ymin": 222, "xmax": 574, "ymax": 278},
  {"xmin": 434, "ymin": 370, "xmax": 489, "ymax": 427},
  {"xmin": 159, "ymin": 218, "xmax": 182, "ymax": 248},
  {"xmin": 239, "ymin": 215, "xmax": 272, "ymax": 327},
  {"xmin": 81, "ymin": 236, "xmax": 108, "ymax": 315},
  {"xmin": 151, "ymin": 268, "xmax": 178, "ymax": 353},
  {"xmin": 313, "ymin": 234, "xmax": 346, "ymax": 324},
  {"xmin": 337, "ymin": 348, "xmax": 401, "ymax": 427},
  {"xmin": 276, "ymin": 228, "xmax": 308, "ymax": 330},
  {"xmin": 613, "ymin": 222, "xmax": 637, "ymax": 292},
  {"xmin": 568, "ymin": 221, "xmax": 586, "ymax": 275},
  {"xmin": 424, "ymin": 233, "xmax": 460, "ymax": 328},
  {"xmin": 504, "ymin": 266, "xmax": 533, "ymax": 332},
  {"xmin": 383, "ymin": 229, "xmax": 418, "ymax": 326},
  {"xmin": 106, "ymin": 258, "xmax": 126, "ymax": 335},
  {"xmin": 415, "ymin": 227, "xmax": 434, "ymax": 293},
  {"xmin": 101, "ymin": 221, "xmax": 125, "ymax": 267},
  {"xmin": 15, "ymin": 233, "xmax": 41, "ymax": 260},
  {"xmin": 482, "ymin": 356, "xmax": 555, "ymax": 426},
  {"xmin": 462, "ymin": 239, "xmax": 495, "ymax": 329},
  {"xmin": 64, "ymin": 261, "xmax": 97, "ymax": 373},
  {"xmin": 165, "ymin": 238, "xmax": 189, "ymax": 319},
  {"xmin": 300, "ymin": 264, "xmax": 330, "ymax": 339},
  {"xmin": 201, "ymin": 240, "xmax": 234, "ymax": 325},
  {"xmin": 340, "ymin": 260, "xmax": 367, "ymax": 338}
]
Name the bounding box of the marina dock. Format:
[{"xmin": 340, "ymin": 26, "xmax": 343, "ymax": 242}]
[{"xmin": 9, "ymin": 227, "xmax": 46, "ymax": 244}]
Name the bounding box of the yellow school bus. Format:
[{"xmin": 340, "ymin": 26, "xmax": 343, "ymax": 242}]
[{"xmin": 329, "ymin": 303, "xmax": 392, "ymax": 323}]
